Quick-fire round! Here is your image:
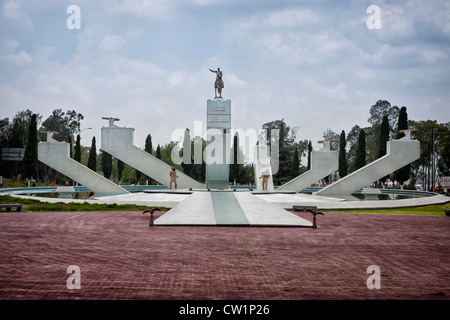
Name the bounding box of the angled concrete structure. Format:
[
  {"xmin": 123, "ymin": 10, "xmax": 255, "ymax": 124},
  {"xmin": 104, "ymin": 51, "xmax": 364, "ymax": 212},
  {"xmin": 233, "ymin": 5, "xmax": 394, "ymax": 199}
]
[
  {"xmin": 101, "ymin": 121, "xmax": 205, "ymax": 190},
  {"xmin": 154, "ymin": 191, "xmax": 313, "ymax": 227},
  {"xmin": 38, "ymin": 140, "xmax": 128, "ymax": 195},
  {"xmin": 315, "ymin": 134, "xmax": 420, "ymax": 196},
  {"xmin": 277, "ymin": 140, "xmax": 338, "ymax": 192}
]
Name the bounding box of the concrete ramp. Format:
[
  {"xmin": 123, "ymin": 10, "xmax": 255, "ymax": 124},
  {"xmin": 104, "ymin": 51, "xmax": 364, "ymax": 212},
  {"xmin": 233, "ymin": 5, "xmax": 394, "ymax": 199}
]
[
  {"xmin": 38, "ymin": 142, "xmax": 129, "ymax": 195},
  {"xmin": 277, "ymin": 141, "xmax": 338, "ymax": 192},
  {"xmin": 315, "ymin": 136, "xmax": 420, "ymax": 196},
  {"xmin": 155, "ymin": 191, "xmax": 312, "ymax": 227},
  {"xmin": 101, "ymin": 125, "xmax": 205, "ymax": 190}
]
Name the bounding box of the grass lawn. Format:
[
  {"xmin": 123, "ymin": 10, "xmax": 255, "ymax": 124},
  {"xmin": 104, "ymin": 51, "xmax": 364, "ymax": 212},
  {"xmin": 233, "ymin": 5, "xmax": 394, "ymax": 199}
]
[
  {"xmin": 1, "ymin": 194, "xmax": 449, "ymax": 216},
  {"xmin": 323, "ymin": 203, "xmax": 450, "ymax": 216},
  {"xmin": 0, "ymin": 195, "xmax": 168, "ymax": 212}
]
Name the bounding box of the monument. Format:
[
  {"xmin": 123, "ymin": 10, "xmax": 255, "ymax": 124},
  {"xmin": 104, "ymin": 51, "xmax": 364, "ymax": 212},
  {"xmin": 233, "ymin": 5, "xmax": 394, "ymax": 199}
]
[
  {"xmin": 205, "ymin": 68, "xmax": 231, "ymax": 189},
  {"xmin": 209, "ymin": 68, "xmax": 224, "ymax": 99}
]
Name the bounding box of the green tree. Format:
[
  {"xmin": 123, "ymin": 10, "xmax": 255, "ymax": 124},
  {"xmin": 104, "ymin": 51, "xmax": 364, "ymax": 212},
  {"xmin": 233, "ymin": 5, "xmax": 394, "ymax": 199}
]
[
  {"xmin": 230, "ymin": 134, "xmax": 241, "ymax": 185},
  {"xmin": 346, "ymin": 125, "xmax": 361, "ymax": 173},
  {"xmin": 323, "ymin": 129, "xmax": 339, "ymax": 150},
  {"xmin": 156, "ymin": 144, "xmax": 161, "ymax": 159},
  {"xmin": 144, "ymin": 134, "xmax": 154, "ymax": 184},
  {"xmin": 189, "ymin": 137, "xmax": 206, "ymax": 183},
  {"xmin": 101, "ymin": 150, "xmax": 112, "ymax": 179},
  {"xmin": 74, "ymin": 134, "xmax": 81, "ymax": 163},
  {"xmin": 410, "ymin": 120, "xmax": 449, "ymax": 191},
  {"xmin": 393, "ymin": 107, "xmax": 411, "ymax": 187},
  {"xmin": 40, "ymin": 109, "xmax": 83, "ymax": 142},
  {"xmin": 117, "ymin": 159, "xmax": 125, "ymax": 184},
  {"xmin": 307, "ymin": 141, "xmax": 312, "ymax": 170},
  {"xmin": 291, "ymin": 145, "xmax": 300, "ymax": 178},
  {"xmin": 378, "ymin": 115, "xmax": 390, "ymax": 159},
  {"xmin": 355, "ymin": 129, "xmax": 366, "ymax": 170},
  {"xmin": 68, "ymin": 136, "xmax": 73, "ymax": 158},
  {"xmin": 339, "ymin": 130, "xmax": 348, "ymax": 178},
  {"xmin": 22, "ymin": 114, "xmax": 38, "ymax": 179},
  {"xmin": 262, "ymin": 119, "xmax": 297, "ymax": 185},
  {"xmin": 181, "ymin": 129, "xmax": 192, "ymax": 177},
  {"xmin": 13, "ymin": 110, "xmax": 38, "ymax": 148},
  {"xmin": 378, "ymin": 115, "xmax": 390, "ymax": 186},
  {"xmin": 437, "ymin": 125, "xmax": 450, "ymax": 177},
  {"xmin": 368, "ymin": 100, "xmax": 399, "ymax": 128},
  {"xmin": 135, "ymin": 168, "xmax": 143, "ymax": 185},
  {"xmin": 88, "ymin": 137, "xmax": 97, "ymax": 172}
]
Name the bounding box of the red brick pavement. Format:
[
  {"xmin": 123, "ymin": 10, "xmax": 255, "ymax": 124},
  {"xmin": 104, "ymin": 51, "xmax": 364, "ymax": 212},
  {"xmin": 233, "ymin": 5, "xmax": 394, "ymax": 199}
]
[{"xmin": 0, "ymin": 210, "xmax": 449, "ymax": 300}]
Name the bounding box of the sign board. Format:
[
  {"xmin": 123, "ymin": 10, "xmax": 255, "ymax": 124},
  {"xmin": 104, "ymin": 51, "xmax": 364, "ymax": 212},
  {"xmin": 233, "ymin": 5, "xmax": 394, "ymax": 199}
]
[
  {"xmin": 1, "ymin": 148, "xmax": 25, "ymax": 161},
  {"xmin": 207, "ymin": 99, "xmax": 231, "ymax": 129},
  {"xmin": 438, "ymin": 177, "xmax": 450, "ymax": 188}
]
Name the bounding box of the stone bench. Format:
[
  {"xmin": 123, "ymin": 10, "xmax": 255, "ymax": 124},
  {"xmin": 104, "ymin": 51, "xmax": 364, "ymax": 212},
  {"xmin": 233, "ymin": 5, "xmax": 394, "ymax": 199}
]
[
  {"xmin": 293, "ymin": 205, "xmax": 317, "ymax": 212},
  {"xmin": 0, "ymin": 204, "xmax": 23, "ymax": 212}
]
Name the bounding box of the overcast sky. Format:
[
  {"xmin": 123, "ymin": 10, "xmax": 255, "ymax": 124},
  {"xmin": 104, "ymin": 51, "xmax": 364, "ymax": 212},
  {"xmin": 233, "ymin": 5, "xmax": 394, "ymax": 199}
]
[{"xmin": 1, "ymin": 0, "xmax": 449, "ymax": 162}]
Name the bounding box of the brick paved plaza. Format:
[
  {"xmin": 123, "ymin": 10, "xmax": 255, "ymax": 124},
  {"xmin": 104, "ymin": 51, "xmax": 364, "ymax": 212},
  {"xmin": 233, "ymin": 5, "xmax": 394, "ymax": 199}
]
[{"xmin": 0, "ymin": 209, "xmax": 449, "ymax": 300}]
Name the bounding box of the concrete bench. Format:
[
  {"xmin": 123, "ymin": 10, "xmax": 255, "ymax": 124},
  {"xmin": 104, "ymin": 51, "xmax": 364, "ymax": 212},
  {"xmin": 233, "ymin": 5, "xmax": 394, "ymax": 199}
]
[
  {"xmin": 293, "ymin": 205, "xmax": 317, "ymax": 212},
  {"xmin": 0, "ymin": 204, "xmax": 23, "ymax": 212}
]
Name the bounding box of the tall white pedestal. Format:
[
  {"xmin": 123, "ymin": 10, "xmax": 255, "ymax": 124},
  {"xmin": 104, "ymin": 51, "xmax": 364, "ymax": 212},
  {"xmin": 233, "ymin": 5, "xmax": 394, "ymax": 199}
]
[{"xmin": 205, "ymin": 99, "xmax": 231, "ymax": 189}]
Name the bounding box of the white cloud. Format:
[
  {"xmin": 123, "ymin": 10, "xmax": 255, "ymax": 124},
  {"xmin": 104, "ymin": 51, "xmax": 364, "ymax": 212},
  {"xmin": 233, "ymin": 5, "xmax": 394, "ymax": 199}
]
[
  {"xmin": 7, "ymin": 50, "xmax": 33, "ymax": 65},
  {"xmin": 1, "ymin": 0, "xmax": 34, "ymax": 31},
  {"xmin": 98, "ymin": 35, "xmax": 128, "ymax": 52},
  {"xmin": 0, "ymin": 38, "xmax": 19, "ymax": 53},
  {"xmin": 108, "ymin": 0, "xmax": 174, "ymax": 19},
  {"xmin": 265, "ymin": 8, "xmax": 321, "ymax": 28},
  {"xmin": 226, "ymin": 73, "xmax": 247, "ymax": 88}
]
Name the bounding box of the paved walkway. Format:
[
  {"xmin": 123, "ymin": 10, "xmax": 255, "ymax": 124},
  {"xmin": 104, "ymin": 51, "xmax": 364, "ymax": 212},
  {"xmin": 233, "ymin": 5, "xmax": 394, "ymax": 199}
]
[
  {"xmin": 155, "ymin": 191, "xmax": 312, "ymax": 227},
  {"xmin": 0, "ymin": 209, "xmax": 449, "ymax": 300}
]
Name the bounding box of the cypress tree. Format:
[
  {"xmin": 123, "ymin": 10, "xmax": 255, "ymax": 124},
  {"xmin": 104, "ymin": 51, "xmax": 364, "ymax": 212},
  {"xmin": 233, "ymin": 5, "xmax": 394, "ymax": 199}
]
[
  {"xmin": 145, "ymin": 134, "xmax": 153, "ymax": 155},
  {"xmin": 23, "ymin": 113, "xmax": 38, "ymax": 179},
  {"xmin": 88, "ymin": 137, "xmax": 97, "ymax": 172},
  {"xmin": 156, "ymin": 144, "xmax": 161, "ymax": 159},
  {"xmin": 145, "ymin": 134, "xmax": 153, "ymax": 183},
  {"xmin": 355, "ymin": 129, "xmax": 366, "ymax": 170},
  {"xmin": 307, "ymin": 141, "xmax": 312, "ymax": 170},
  {"xmin": 378, "ymin": 115, "xmax": 390, "ymax": 186},
  {"xmin": 378, "ymin": 115, "xmax": 390, "ymax": 158},
  {"xmin": 74, "ymin": 134, "xmax": 81, "ymax": 163},
  {"xmin": 397, "ymin": 107, "xmax": 408, "ymax": 138},
  {"xmin": 181, "ymin": 129, "xmax": 192, "ymax": 177},
  {"xmin": 393, "ymin": 107, "xmax": 410, "ymax": 187},
  {"xmin": 68, "ymin": 136, "xmax": 73, "ymax": 158},
  {"xmin": 291, "ymin": 145, "xmax": 300, "ymax": 178},
  {"xmin": 101, "ymin": 150, "xmax": 112, "ymax": 179},
  {"xmin": 230, "ymin": 134, "xmax": 240, "ymax": 185},
  {"xmin": 117, "ymin": 159, "xmax": 125, "ymax": 184},
  {"xmin": 339, "ymin": 130, "xmax": 348, "ymax": 178}
]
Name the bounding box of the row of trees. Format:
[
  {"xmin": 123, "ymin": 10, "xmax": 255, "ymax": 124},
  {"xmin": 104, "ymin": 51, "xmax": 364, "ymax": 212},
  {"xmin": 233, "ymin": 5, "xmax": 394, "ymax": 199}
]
[
  {"xmin": 335, "ymin": 100, "xmax": 450, "ymax": 190},
  {"xmin": 1, "ymin": 101, "xmax": 449, "ymax": 190}
]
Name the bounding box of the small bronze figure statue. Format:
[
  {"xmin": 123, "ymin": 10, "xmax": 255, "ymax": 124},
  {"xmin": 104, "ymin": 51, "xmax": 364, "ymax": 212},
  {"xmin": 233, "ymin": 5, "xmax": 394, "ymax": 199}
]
[
  {"xmin": 169, "ymin": 166, "xmax": 179, "ymax": 189},
  {"xmin": 209, "ymin": 68, "xmax": 224, "ymax": 98},
  {"xmin": 259, "ymin": 169, "xmax": 271, "ymax": 190}
]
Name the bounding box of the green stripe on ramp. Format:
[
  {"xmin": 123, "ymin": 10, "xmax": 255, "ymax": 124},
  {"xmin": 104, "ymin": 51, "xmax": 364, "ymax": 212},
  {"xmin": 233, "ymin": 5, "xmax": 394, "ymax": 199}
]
[{"xmin": 210, "ymin": 192, "xmax": 249, "ymax": 225}]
